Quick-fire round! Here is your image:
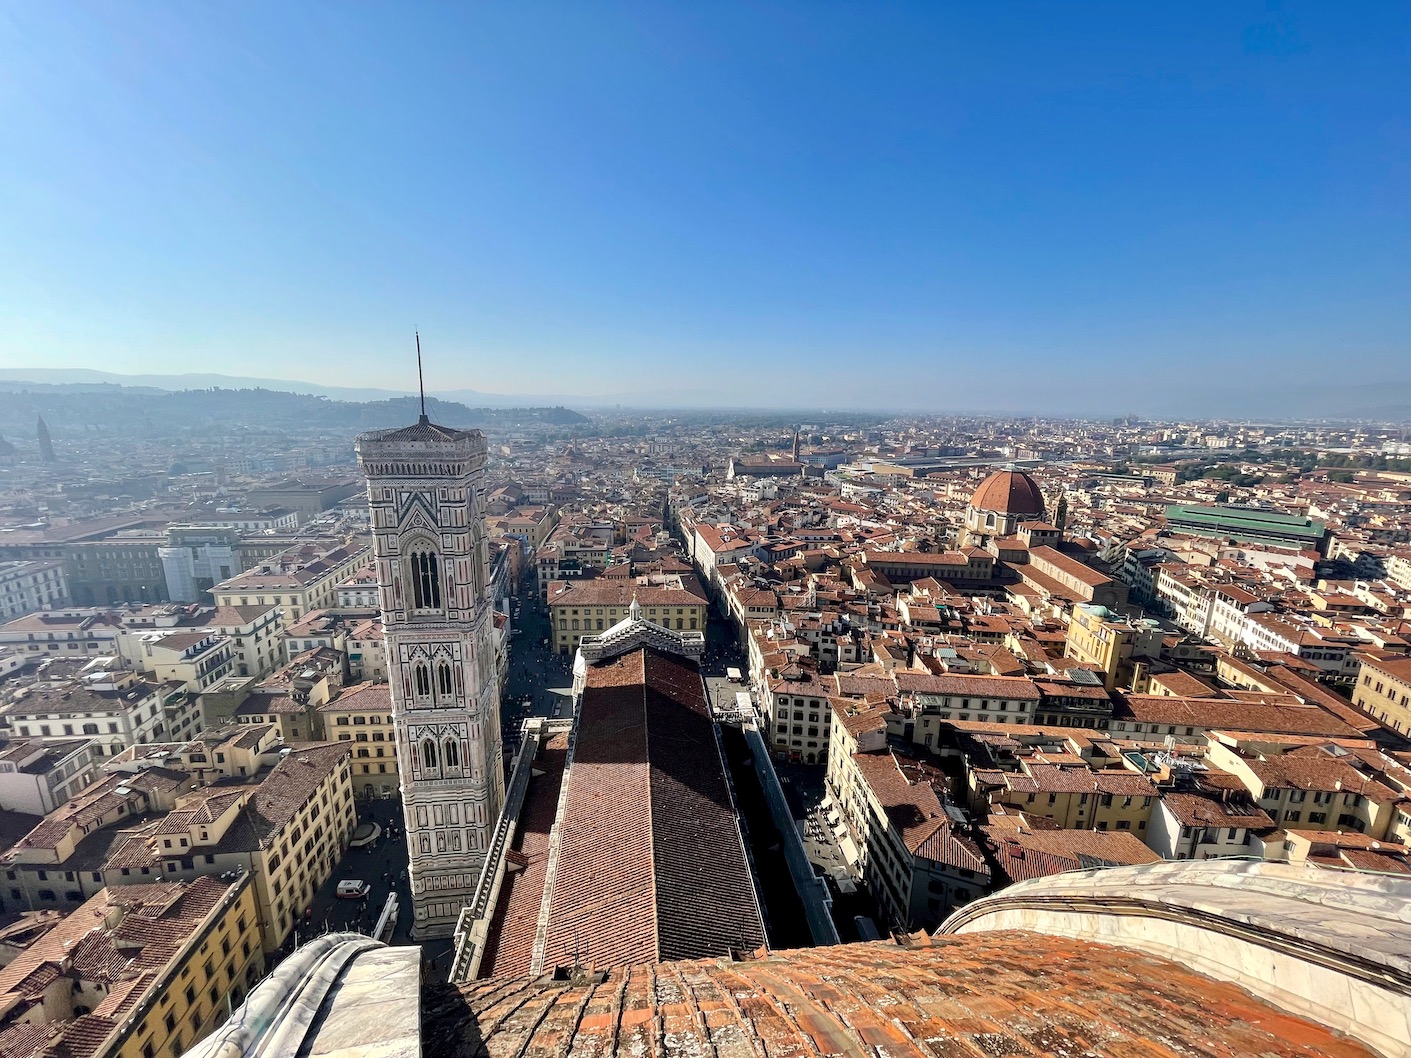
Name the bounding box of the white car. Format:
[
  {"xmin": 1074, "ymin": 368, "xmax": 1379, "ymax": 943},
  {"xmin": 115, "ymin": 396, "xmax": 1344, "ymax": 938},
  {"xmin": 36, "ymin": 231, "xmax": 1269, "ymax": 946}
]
[{"xmin": 336, "ymin": 879, "xmax": 370, "ymax": 900}]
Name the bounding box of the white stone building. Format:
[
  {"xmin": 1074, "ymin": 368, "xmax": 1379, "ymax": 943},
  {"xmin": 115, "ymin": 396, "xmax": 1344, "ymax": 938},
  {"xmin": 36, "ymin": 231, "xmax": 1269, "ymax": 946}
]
[{"xmin": 0, "ymin": 560, "xmax": 68, "ymax": 619}]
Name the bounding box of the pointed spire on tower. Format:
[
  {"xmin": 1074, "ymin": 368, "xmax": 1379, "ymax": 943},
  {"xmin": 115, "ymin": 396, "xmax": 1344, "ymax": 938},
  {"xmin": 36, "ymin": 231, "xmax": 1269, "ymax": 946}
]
[
  {"xmin": 36, "ymin": 415, "xmax": 54, "ymax": 463},
  {"xmin": 792, "ymin": 427, "xmax": 800, "ymax": 462},
  {"xmin": 416, "ymin": 330, "xmax": 428, "ymax": 424},
  {"xmin": 629, "ymin": 592, "xmax": 642, "ymax": 623}
]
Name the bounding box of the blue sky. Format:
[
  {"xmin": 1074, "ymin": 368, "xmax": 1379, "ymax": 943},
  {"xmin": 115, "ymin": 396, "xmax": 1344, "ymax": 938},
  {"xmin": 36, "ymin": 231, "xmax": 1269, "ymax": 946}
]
[{"xmin": 0, "ymin": 3, "xmax": 1407, "ymax": 412}]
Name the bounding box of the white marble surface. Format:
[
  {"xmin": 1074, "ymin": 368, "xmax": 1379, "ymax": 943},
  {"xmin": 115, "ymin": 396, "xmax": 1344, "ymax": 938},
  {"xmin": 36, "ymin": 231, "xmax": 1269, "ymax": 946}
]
[{"xmin": 305, "ymin": 946, "xmax": 422, "ymax": 1058}]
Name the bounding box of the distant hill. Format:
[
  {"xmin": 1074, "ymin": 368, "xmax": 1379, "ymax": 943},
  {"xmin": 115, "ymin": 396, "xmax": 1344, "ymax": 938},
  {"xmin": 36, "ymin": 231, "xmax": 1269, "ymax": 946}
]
[
  {"xmin": 0, "ymin": 382, "xmax": 589, "ymax": 438},
  {"xmin": 0, "ymin": 367, "xmax": 417, "ymax": 403}
]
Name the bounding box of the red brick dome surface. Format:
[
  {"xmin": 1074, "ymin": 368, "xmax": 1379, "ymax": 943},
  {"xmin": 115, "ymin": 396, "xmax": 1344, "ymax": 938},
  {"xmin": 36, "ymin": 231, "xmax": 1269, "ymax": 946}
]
[{"xmin": 970, "ymin": 469, "xmax": 1045, "ymax": 517}]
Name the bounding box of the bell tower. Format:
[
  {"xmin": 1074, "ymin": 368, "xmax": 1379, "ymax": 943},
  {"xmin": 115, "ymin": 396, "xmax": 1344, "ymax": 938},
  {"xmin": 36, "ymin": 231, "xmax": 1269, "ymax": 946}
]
[{"xmin": 355, "ymin": 400, "xmax": 505, "ymax": 939}]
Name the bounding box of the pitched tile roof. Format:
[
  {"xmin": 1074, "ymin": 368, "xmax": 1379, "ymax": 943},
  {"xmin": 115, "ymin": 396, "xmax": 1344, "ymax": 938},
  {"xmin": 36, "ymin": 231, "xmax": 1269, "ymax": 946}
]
[
  {"xmin": 1116, "ymin": 694, "xmax": 1362, "ymax": 738},
  {"xmin": 476, "ymin": 733, "xmax": 570, "ymax": 979},
  {"xmin": 0, "ymin": 876, "xmax": 237, "ymax": 1055},
  {"xmin": 539, "ymin": 647, "xmax": 765, "ymax": 972}
]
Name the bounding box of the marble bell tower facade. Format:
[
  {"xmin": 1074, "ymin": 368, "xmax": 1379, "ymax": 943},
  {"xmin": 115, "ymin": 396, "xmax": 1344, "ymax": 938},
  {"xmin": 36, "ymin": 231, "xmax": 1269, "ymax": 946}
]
[{"xmin": 355, "ymin": 413, "xmax": 505, "ymax": 939}]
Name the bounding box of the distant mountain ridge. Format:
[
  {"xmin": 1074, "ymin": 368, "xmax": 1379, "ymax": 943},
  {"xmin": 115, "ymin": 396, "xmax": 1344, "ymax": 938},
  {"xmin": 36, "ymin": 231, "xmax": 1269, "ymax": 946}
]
[
  {"xmin": 0, "ymin": 367, "xmax": 419, "ymax": 403},
  {"xmin": 0, "ymin": 366, "xmax": 599, "ymax": 411},
  {"xmin": 0, "ymin": 379, "xmax": 589, "ymax": 438}
]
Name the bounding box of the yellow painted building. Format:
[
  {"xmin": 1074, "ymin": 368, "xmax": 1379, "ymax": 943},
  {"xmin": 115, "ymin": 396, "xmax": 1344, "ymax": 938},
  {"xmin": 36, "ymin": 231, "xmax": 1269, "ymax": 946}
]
[
  {"xmin": 319, "ymin": 682, "xmax": 400, "ymax": 799},
  {"xmin": 1206, "ymin": 739, "xmax": 1403, "ymax": 841},
  {"xmin": 969, "ymin": 758, "xmax": 1158, "ymax": 836},
  {"xmin": 548, "ymin": 579, "xmax": 707, "ymax": 655},
  {"xmin": 0, "ymin": 874, "xmax": 263, "ymax": 1058},
  {"xmin": 1063, "ymin": 604, "xmax": 1162, "ymax": 691},
  {"xmin": 1353, "ymin": 653, "xmax": 1411, "ymax": 736},
  {"xmin": 2, "ymin": 738, "xmax": 356, "ymax": 955},
  {"xmin": 243, "ymin": 743, "xmax": 357, "ymax": 951}
]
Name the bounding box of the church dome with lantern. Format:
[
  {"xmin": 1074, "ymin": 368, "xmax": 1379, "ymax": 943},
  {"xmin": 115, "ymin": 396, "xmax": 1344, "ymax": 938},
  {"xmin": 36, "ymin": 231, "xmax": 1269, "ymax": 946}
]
[{"xmin": 963, "ymin": 468, "xmax": 1046, "ymax": 545}]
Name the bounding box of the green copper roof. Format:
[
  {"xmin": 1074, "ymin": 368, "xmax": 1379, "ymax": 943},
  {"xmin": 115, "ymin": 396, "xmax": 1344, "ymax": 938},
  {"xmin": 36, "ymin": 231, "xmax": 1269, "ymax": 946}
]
[{"xmin": 1163, "ymin": 504, "xmax": 1325, "ymax": 545}]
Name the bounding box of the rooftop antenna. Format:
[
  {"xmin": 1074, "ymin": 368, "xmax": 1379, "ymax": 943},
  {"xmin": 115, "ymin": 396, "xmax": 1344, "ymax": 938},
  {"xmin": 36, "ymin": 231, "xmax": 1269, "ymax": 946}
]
[{"xmin": 416, "ymin": 330, "xmax": 428, "ymax": 423}]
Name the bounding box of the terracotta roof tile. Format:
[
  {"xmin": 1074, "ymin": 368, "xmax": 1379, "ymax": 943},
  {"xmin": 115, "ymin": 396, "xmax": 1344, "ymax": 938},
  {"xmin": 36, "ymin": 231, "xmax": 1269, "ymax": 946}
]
[
  {"xmin": 477, "ymin": 733, "xmax": 569, "ymax": 978},
  {"xmin": 540, "ymin": 647, "xmax": 765, "ymax": 971},
  {"xmin": 426, "ymin": 933, "xmax": 1380, "ymax": 1058}
]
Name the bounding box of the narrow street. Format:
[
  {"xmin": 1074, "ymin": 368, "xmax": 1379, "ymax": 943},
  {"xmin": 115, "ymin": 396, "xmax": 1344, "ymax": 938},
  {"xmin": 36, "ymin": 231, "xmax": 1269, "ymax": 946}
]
[
  {"xmin": 287, "ymin": 794, "xmax": 412, "ymax": 949},
  {"xmin": 499, "ymin": 582, "xmax": 575, "ymax": 761}
]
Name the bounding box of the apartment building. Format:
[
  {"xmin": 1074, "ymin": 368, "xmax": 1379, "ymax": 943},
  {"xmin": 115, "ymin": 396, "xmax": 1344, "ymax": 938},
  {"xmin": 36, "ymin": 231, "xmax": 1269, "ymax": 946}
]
[
  {"xmin": 118, "ymin": 603, "xmax": 287, "ymax": 681},
  {"xmin": 1206, "ymin": 739, "xmax": 1403, "ymax": 839},
  {"xmin": 282, "ymin": 608, "xmax": 376, "ymax": 666},
  {"xmin": 0, "ymin": 874, "xmax": 264, "ymax": 1058},
  {"xmin": 761, "ymin": 672, "xmax": 833, "ymax": 763},
  {"xmin": 319, "ymin": 681, "xmax": 399, "ymax": 799},
  {"xmin": 489, "ymin": 505, "xmax": 558, "ymax": 551},
  {"xmin": 141, "ymin": 742, "xmax": 357, "ymax": 952},
  {"xmin": 334, "ymin": 563, "xmax": 381, "ymax": 607},
  {"xmin": 1062, "ymin": 603, "xmax": 1162, "ymax": 690},
  {"xmin": 1, "ymin": 664, "xmax": 170, "ymax": 757},
  {"xmin": 688, "ymin": 523, "xmax": 761, "ymax": 588},
  {"xmin": 1352, "ymin": 653, "xmax": 1411, "ymax": 735},
  {"xmin": 968, "ymin": 760, "xmax": 1158, "ymax": 836},
  {"xmin": 228, "ymin": 648, "xmax": 346, "ymax": 743},
  {"xmin": 893, "ymin": 672, "xmax": 1043, "ymax": 740},
  {"xmin": 0, "ymin": 610, "xmax": 122, "ymax": 659},
  {"xmin": 535, "ymin": 523, "xmax": 617, "ymax": 591},
  {"xmin": 3, "ymin": 766, "xmax": 195, "ymax": 912},
  {"xmin": 3, "ymin": 740, "xmax": 355, "ymax": 953},
  {"xmin": 548, "ymin": 577, "xmax": 707, "ymax": 655},
  {"xmin": 0, "ymin": 560, "xmax": 67, "ymax": 619},
  {"xmin": 116, "ymin": 628, "xmax": 235, "ymax": 697},
  {"xmin": 825, "ymin": 711, "xmax": 988, "ymax": 931},
  {"xmin": 0, "ymin": 736, "xmax": 102, "ymax": 815},
  {"xmin": 212, "ymin": 541, "xmax": 370, "ymax": 621},
  {"xmin": 346, "ymin": 617, "xmax": 386, "ymax": 682},
  {"xmin": 1144, "ymin": 768, "xmax": 1274, "ymax": 860},
  {"xmin": 1107, "ymin": 693, "xmax": 1362, "ymax": 742}
]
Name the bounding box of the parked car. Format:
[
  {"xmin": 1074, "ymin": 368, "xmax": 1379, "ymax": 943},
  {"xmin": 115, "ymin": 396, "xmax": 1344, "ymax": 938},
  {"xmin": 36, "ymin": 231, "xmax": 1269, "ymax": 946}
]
[{"xmin": 336, "ymin": 879, "xmax": 371, "ymax": 900}]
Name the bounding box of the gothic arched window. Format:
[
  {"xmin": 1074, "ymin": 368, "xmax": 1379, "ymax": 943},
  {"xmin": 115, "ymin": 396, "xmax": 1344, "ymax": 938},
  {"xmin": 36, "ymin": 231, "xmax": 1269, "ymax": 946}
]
[
  {"xmin": 422, "ymin": 738, "xmax": 438, "ymax": 770},
  {"xmin": 444, "ymin": 739, "xmax": 460, "ymax": 769},
  {"xmin": 409, "ymin": 549, "xmax": 442, "ymax": 610},
  {"xmin": 414, "ymin": 663, "xmax": 431, "ymax": 698},
  {"xmin": 438, "ymin": 662, "xmax": 454, "ymax": 698}
]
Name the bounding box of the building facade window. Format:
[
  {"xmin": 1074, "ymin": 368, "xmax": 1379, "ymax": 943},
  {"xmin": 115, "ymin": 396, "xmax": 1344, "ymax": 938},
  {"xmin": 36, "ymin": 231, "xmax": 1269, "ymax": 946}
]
[{"xmin": 410, "ymin": 550, "xmax": 442, "ymax": 610}]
